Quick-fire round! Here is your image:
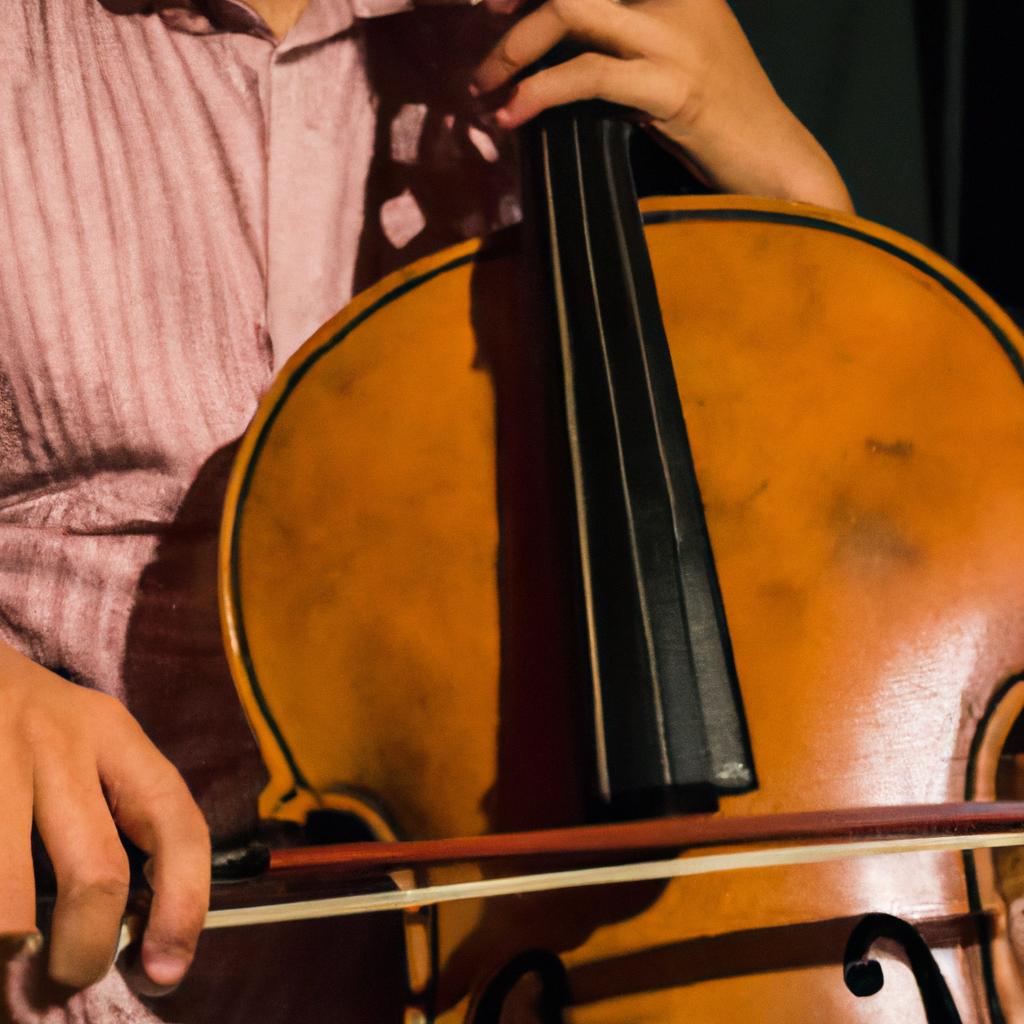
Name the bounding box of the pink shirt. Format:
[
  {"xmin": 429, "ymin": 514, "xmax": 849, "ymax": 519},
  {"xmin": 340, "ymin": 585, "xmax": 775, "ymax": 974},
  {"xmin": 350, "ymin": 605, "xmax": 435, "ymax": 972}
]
[{"xmin": 1, "ymin": 0, "xmax": 515, "ymax": 1017}]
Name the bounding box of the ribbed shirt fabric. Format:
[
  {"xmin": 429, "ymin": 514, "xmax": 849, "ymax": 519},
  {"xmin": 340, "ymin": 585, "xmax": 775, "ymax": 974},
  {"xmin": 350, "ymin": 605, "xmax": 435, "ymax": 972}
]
[{"xmin": 0, "ymin": 0, "xmax": 516, "ymax": 1018}]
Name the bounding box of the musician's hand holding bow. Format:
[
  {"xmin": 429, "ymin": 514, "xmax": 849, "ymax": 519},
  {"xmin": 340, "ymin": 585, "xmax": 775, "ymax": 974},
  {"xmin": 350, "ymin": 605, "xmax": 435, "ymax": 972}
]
[
  {"xmin": 472, "ymin": 0, "xmax": 853, "ymax": 213},
  {"xmin": 0, "ymin": 639, "xmax": 210, "ymax": 992}
]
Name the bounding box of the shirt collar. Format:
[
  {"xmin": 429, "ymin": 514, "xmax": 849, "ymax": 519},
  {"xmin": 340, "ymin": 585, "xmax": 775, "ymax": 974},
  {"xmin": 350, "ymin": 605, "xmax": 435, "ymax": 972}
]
[{"xmin": 144, "ymin": 0, "xmax": 366, "ymax": 47}]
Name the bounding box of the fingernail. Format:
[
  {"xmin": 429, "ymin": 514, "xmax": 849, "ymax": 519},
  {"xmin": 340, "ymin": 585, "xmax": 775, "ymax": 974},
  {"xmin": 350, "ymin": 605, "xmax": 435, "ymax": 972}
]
[
  {"xmin": 143, "ymin": 950, "xmax": 189, "ymax": 988},
  {"xmin": 468, "ymin": 80, "xmax": 480, "ymax": 97}
]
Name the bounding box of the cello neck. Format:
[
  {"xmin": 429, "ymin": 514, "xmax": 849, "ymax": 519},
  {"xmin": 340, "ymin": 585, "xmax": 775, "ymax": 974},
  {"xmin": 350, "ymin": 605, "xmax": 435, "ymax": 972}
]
[{"xmin": 524, "ymin": 102, "xmax": 755, "ymax": 816}]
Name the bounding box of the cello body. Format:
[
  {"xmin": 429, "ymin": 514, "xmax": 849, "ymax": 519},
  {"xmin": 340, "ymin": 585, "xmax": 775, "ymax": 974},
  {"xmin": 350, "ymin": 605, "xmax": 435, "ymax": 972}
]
[{"xmin": 220, "ymin": 192, "xmax": 1024, "ymax": 1021}]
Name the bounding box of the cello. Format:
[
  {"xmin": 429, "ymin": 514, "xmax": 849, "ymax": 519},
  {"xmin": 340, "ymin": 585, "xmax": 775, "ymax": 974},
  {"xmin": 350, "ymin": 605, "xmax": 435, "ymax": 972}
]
[{"xmin": 200, "ymin": 86, "xmax": 1024, "ymax": 1021}]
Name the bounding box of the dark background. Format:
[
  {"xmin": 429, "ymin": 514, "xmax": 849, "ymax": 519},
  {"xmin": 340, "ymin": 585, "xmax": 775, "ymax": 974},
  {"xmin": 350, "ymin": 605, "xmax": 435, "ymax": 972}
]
[{"xmin": 634, "ymin": 1, "xmax": 1023, "ymax": 317}]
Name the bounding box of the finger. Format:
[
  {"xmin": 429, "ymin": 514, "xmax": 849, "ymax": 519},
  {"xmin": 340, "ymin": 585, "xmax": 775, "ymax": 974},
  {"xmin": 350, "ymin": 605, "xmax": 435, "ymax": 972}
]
[
  {"xmin": 474, "ymin": 0, "xmax": 657, "ymax": 94},
  {"xmin": 496, "ymin": 53, "xmax": 680, "ymax": 128},
  {"xmin": 33, "ymin": 746, "xmax": 129, "ymax": 989},
  {"xmin": 0, "ymin": 730, "xmax": 36, "ymax": 937},
  {"xmin": 98, "ymin": 710, "xmax": 210, "ymax": 991},
  {"xmin": 474, "ymin": 3, "xmax": 566, "ymax": 94}
]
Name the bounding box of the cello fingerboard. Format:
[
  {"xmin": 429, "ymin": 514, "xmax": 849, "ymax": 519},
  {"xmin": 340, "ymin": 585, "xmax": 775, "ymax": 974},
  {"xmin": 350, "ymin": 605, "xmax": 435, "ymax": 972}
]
[{"xmin": 524, "ymin": 103, "xmax": 756, "ymax": 817}]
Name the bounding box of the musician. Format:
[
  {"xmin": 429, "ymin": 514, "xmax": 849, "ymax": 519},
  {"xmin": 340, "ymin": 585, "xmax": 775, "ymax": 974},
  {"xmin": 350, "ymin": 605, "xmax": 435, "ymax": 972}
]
[{"xmin": 0, "ymin": 0, "xmax": 849, "ymax": 1017}]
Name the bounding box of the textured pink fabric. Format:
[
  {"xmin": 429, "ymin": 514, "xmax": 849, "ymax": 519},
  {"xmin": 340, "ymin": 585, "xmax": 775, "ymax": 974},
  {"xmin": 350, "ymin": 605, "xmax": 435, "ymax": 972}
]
[{"xmin": 0, "ymin": 0, "xmax": 516, "ymax": 1018}]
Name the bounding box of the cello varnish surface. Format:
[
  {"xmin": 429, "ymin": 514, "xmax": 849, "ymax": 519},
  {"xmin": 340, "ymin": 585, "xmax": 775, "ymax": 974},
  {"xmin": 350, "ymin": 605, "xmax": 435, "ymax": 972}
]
[{"xmin": 222, "ymin": 195, "xmax": 1024, "ymax": 1021}]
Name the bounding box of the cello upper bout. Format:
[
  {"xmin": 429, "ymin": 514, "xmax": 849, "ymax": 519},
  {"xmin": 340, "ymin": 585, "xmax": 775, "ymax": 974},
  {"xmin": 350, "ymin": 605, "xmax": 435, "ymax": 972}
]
[{"xmin": 644, "ymin": 194, "xmax": 1024, "ymax": 812}]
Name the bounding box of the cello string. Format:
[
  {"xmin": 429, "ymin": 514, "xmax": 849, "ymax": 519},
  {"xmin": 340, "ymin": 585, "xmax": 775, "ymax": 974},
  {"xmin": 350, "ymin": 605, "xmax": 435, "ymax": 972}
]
[
  {"xmin": 565, "ymin": 112, "xmax": 674, "ymax": 785},
  {"xmin": 113, "ymin": 827, "xmax": 1023, "ymax": 953},
  {"xmin": 539, "ymin": 120, "xmax": 612, "ymax": 799}
]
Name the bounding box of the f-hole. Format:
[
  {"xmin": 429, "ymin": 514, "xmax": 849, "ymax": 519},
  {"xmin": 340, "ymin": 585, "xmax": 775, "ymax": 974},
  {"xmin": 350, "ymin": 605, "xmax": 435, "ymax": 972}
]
[
  {"xmin": 469, "ymin": 951, "xmax": 569, "ymax": 1024},
  {"xmin": 964, "ymin": 674, "xmax": 1024, "ymax": 1023}
]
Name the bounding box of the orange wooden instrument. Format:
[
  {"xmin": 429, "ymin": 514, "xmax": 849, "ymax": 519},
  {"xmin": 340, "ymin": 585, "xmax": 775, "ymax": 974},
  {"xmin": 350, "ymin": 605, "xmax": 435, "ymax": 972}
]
[{"xmin": 211, "ymin": 102, "xmax": 1024, "ymax": 1022}]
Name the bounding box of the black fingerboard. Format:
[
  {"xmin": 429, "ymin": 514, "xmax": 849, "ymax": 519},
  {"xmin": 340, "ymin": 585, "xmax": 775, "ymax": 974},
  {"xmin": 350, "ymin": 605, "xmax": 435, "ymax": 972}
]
[{"xmin": 523, "ymin": 104, "xmax": 756, "ymax": 818}]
